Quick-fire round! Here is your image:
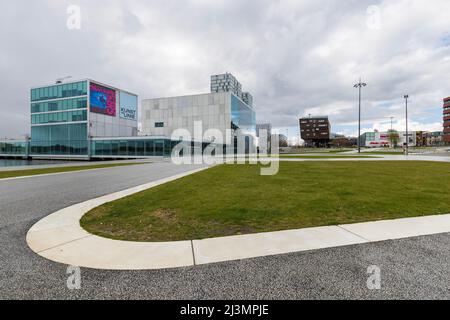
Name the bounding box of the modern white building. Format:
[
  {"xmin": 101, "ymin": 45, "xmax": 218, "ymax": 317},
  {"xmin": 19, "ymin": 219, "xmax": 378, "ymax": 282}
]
[
  {"xmin": 141, "ymin": 73, "xmax": 256, "ymax": 151},
  {"xmin": 142, "ymin": 92, "xmax": 231, "ymax": 139}
]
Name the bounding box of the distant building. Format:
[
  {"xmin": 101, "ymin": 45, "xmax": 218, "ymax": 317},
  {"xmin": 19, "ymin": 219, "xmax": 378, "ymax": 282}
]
[
  {"xmin": 256, "ymin": 123, "xmax": 272, "ymax": 138},
  {"xmin": 256, "ymin": 123, "xmax": 272, "ymax": 153},
  {"xmin": 211, "ymin": 73, "xmax": 254, "ymax": 107},
  {"xmin": 330, "ymin": 135, "xmax": 357, "ymax": 148},
  {"xmin": 299, "ymin": 116, "xmax": 331, "ymax": 147},
  {"xmin": 210, "ymin": 73, "xmax": 243, "ymax": 100},
  {"xmin": 241, "ymin": 92, "xmax": 254, "ymax": 108},
  {"xmin": 359, "ymin": 131, "xmax": 417, "ymax": 148},
  {"xmin": 444, "ymin": 97, "xmax": 450, "ymax": 144},
  {"xmin": 272, "ymin": 134, "xmax": 288, "ymax": 147},
  {"xmin": 416, "ymin": 131, "xmax": 426, "ymax": 147},
  {"xmin": 424, "ymin": 131, "xmax": 445, "ymax": 146}
]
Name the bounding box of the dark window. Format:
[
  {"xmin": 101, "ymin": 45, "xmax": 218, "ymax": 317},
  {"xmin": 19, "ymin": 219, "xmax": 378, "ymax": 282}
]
[{"xmin": 155, "ymin": 122, "xmax": 164, "ymax": 128}]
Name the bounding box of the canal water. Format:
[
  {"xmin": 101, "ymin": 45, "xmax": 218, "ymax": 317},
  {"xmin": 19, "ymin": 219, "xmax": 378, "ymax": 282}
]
[{"xmin": 0, "ymin": 159, "xmax": 69, "ymax": 168}]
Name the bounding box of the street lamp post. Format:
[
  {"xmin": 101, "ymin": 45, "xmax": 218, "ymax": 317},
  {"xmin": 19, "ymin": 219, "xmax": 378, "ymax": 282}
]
[
  {"xmin": 286, "ymin": 129, "xmax": 289, "ymax": 147},
  {"xmin": 404, "ymin": 94, "xmax": 409, "ymax": 156},
  {"xmin": 354, "ymin": 79, "xmax": 367, "ymax": 153}
]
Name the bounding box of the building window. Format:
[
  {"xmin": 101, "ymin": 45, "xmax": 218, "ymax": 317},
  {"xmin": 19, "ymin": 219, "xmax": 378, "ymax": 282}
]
[{"xmin": 155, "ymin": 122, "xmax": 164, "ymax": 128}]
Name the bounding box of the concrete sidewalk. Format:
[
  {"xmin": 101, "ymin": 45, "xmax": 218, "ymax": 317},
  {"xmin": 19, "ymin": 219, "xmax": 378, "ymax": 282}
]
[{"xmin": 0, "ymin": 158, "xmax": 158, "ymax": 172}]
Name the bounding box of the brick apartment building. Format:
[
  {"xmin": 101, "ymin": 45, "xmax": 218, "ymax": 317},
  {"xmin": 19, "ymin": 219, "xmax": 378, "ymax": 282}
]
[
  {"xmin": 300, "ymin": 116, "xmax": 331, "ymax": 147},
  {"xmin": 444, "ymin": 97, "xmax": 450, "ymax": 144}
]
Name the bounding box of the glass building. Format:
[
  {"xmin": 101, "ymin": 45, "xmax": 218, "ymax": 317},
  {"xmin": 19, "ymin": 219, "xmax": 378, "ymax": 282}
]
[
  {"xmin": 231, "ymin": 93, "xmax": 256, "ymax": 135},
  {"xmin": 0, "ymin": 140, "xmax": 29, "ymax": 156},
  {"xmin": 29, "ymin": 79, "xmax": 139, "ymax": 159},
  {"xmin": 30, "ymin": 81, "xmax": 89, "ymax": 157}
]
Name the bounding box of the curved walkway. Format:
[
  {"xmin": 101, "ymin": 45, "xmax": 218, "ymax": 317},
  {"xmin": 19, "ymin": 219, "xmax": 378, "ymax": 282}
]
[{"xmin": 26, "ymin": 155, "xmax": 450, "ymax": 270}]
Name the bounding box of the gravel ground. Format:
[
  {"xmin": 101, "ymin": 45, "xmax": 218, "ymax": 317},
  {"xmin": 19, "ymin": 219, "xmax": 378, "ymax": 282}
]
[{"xmin": 0, "ymin": 161, "xmax": 449, "ymax": 299}]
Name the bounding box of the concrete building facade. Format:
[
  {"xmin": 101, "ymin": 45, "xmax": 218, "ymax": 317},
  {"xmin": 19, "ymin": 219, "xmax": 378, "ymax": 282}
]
[{"xmin": 141, "ymin": 73, "xmax": 256, "ymax": 151}]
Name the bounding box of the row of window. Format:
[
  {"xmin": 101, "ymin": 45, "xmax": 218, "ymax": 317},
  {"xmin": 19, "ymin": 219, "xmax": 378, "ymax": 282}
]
[
  {"xmin": 31, "ymin": 97, "xmax": 87, "ymax": 113},
  {"xmin": 91, "ymin": 139, "xmax": 176, "ymax": 157},
  {"xmin": 31, "ymin": 110, "xmax": 87, "ymax": 125},
  {"xmin": 31, "ymin": 81, "xmax": 87, "ymax": 102},
  {"xmin": 0, "ymin": 142, "xmax": 27, "ymax": 154},
  {"xmin": 30, "ymin": 141, "xmax": 88, "ymax": 155},
  {"xmin": 90, "ymin": 140, "xmax": 217, "ymax": 157},
  {"xmin": 31, "ymin": 123, "xmax": 87, "ymax": 142}
]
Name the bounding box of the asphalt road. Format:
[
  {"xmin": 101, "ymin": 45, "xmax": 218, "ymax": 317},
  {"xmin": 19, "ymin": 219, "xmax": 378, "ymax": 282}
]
[{"xmin": 0, "ymin": 161, "xmax": 449, "ymax": 299}]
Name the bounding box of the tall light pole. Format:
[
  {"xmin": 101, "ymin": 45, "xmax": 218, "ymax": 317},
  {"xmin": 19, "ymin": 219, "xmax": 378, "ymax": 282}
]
[
  {"xmin": 286, "ymin": 129, "xmax": 289, "ymax": 147},
  {"xmin": 390, "ymin": 116, "xmax": 394, "ymax": 131},
  {"xmin": 354, "ymin": 79, "xmax": 367, "ymax": 153},
  {"xmin": 404, "ymin": 94, "xmax": 409, "ymax": 155}
]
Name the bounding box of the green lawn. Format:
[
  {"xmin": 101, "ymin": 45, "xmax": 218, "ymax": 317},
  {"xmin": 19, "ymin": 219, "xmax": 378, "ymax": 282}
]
[
  {"xmin": 0, "ymin": 162, "xmax": 142, "ymax": 179},
  {"xmin": 282, "ymin": 149, "xmax": 353, "ymax": 154},
  {"xmin": 81, "ymin": 161, "xmax": 450, "ymax": 242},
  {"xmin": 327, "ymin": 149, "xmax": 354, "ymax": 153},
  {"xmin": 276, "ymin": 155, "xmax": 379, "ymax": 159},
  {"xmin": 363, "ymin": 151, "xmax": 405, "ymax": 155}
]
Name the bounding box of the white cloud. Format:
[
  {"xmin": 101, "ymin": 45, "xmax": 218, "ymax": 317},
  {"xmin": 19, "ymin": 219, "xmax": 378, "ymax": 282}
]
[{"xmin": 0, "ymin": 0, "xmax": 449, "ymax": 137}]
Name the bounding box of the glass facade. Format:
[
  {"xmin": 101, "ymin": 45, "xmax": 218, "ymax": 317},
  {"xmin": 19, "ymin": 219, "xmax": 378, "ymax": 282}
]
[
  {"xmin": 231, "ymin": 94, "xmax": 256, "ymax": 135},
  {"xmin": 31, "ymin": 81, "xmax": 87, "ymax": 102},
  {"xmin": 0, "ymin": 141, "xmax": 28, "ymax": 155},
  {"xmin": 30, "ymin": 123, "xmax": 88, "ymax": 155},
  {"xmin": 31, "ymin": 110, "xmax": 87, "ymax": 125},
  {"xmin": 31, "ymin": 97, "xmax": 87, "ymax": 113},
  {"xmin": 90, "ymin": 139, "xmax": 217, "ymax": 158},
  {"xmin": 30, "ymin": 81, "xmax": 89, "ymax": 156},
  {"xmin": 91, "ymin": 139, "xmax": 178, "ymax": 157}
]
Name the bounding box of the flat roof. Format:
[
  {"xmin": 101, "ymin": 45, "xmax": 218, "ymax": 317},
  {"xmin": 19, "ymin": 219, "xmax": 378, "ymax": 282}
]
[
  {"xmin": 30, "ymin": 78, "xmax": 138, "ymax": 96},
  {"xmin": 300, "ymin": 115, "xmax": 329, "ymax": 119},
  {"xmin": 142, "ymin": 91, "xmax": 228, "ymax": 101},
  {"xmin": 142, "ymin": 91, "xmax": 253, "ymax": 109}
]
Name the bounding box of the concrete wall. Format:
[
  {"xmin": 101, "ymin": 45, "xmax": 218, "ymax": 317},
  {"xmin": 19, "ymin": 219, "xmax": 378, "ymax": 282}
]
[{"xmin": 141, "ymin": 92, "xmax": 232, "ymax": 140}]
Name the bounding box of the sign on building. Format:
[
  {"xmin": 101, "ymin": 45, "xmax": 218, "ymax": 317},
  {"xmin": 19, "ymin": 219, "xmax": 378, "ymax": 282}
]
[
  {"xmin": 119, "ymin": 91, "xmax": 138, "ymax": 121},
  {"xmin": 90, "ymin": 83, "xmax": 116, "ymax": 116}
]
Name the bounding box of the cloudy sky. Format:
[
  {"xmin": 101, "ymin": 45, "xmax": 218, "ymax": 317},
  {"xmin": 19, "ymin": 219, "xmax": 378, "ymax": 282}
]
[{"xmin": 1, "ymin": 0, "xmax": 449, "ymax": 140}]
